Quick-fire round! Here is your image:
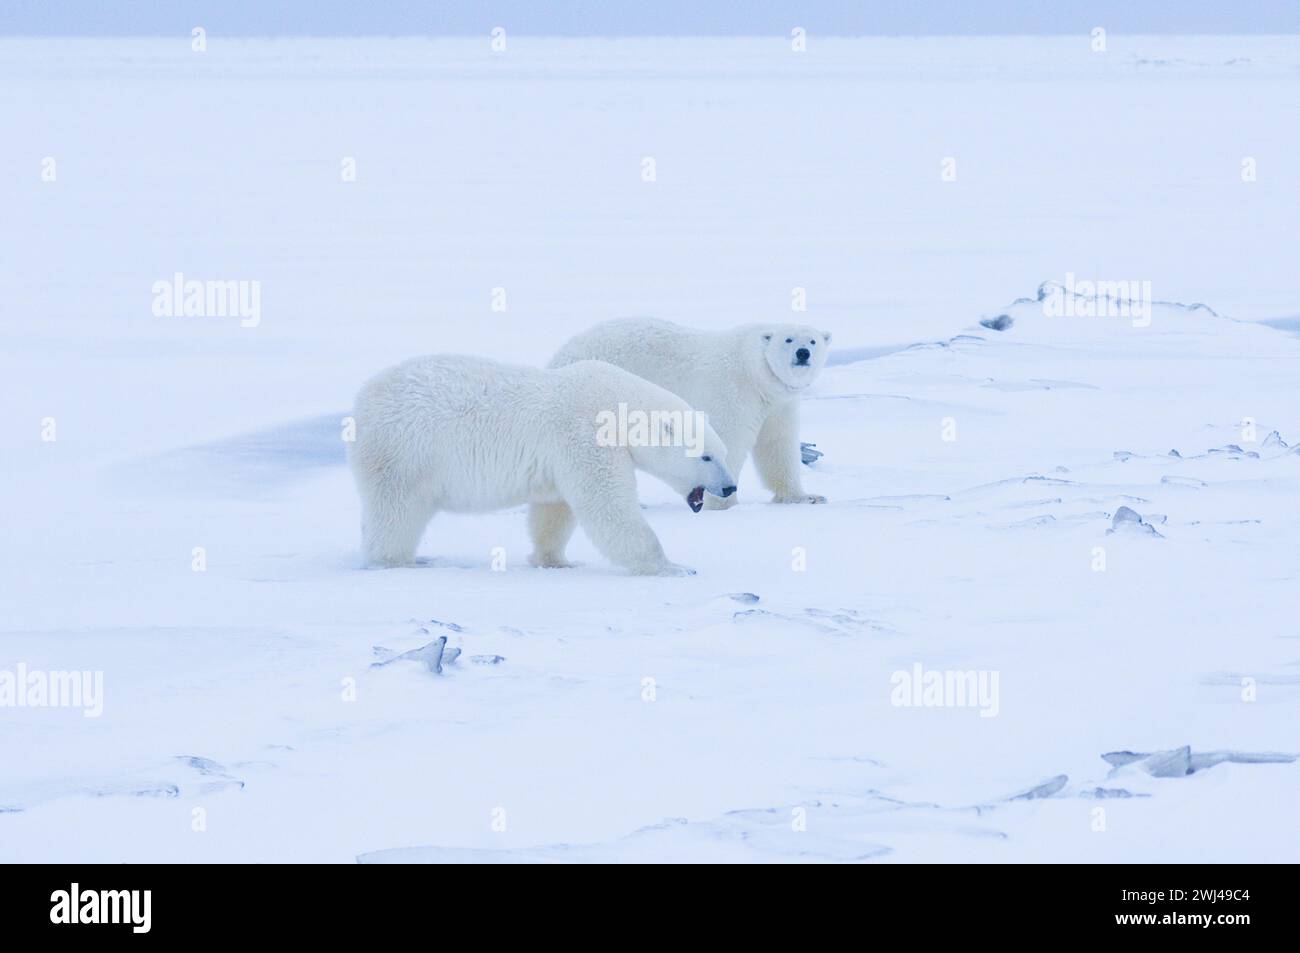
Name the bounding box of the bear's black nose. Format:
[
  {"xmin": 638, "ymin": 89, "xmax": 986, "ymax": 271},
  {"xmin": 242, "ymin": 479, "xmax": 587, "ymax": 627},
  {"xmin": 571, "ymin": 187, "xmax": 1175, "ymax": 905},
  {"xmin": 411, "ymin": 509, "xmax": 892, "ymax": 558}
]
[
  {"xmin": 795, "ymin": 348, "xmax": 811, "ymax": 364},
  {"xmin": 720, "ymin": 485, "xmax": 737, "ymax": 497}
]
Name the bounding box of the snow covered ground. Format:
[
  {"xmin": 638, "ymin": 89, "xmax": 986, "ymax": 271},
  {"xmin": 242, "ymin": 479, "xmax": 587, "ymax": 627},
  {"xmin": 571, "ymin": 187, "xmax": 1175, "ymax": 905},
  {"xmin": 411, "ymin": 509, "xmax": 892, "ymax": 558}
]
[{"xmin": 1, "ymin": 35, "xmax": 1297, "ymax": 862}]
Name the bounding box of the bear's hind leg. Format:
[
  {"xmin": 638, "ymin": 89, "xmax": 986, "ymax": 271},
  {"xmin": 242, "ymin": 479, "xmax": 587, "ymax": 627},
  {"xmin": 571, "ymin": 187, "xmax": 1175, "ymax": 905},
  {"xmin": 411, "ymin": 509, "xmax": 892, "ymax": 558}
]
[
  {"xmin": 360, "ymin": 476, "xmax": 439, "ymax": 567},
  {"xmin": 528, "ymin": 502, "xmax": 578, "ymax": 568}
]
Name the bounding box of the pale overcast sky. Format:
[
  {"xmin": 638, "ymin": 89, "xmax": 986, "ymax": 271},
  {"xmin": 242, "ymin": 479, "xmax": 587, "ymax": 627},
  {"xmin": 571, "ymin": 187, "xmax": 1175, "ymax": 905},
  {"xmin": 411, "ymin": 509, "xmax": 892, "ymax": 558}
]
[{"xmin": 1, "ymin": 0, "xmax": 1297, "ymax": 36}]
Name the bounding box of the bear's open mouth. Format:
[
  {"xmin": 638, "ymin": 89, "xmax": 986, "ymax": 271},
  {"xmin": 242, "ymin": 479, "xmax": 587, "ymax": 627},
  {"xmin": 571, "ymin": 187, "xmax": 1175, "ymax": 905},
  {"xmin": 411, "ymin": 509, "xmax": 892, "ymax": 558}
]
[{"xmin": 687, "ymin": 486, "xmax": 705, "ymax": 512}]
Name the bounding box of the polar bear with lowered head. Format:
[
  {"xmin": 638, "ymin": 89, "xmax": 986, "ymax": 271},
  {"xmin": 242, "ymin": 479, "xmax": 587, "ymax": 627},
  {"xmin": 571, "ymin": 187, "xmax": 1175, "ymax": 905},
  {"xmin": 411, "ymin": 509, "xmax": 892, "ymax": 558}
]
[
  {"xmin": 349, "ymin": 355, "xmax": 735, "ymax": 575},
  {"xmin": 549, "ymin": 318, "xmax": 830, "ymax": 508}
]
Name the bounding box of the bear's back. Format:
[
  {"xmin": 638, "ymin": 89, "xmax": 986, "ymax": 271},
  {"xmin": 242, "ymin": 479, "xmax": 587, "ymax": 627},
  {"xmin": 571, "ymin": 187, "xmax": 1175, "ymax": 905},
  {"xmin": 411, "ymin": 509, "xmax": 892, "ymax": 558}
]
[
  {"xmin": 550, "ymin": 318, "xmax": 729, "ymax": 408},
  {"xmin": 354, "ymin": 354, "xmax": 555, "ymax": 441}
]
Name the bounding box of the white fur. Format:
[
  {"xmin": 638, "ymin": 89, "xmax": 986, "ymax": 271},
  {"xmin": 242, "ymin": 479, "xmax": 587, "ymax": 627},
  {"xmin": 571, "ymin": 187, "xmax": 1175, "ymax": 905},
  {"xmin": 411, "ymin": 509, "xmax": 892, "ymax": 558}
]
[
  {"xmin": 349, "ymin": 355, "xmax": 734, "ymax": 575},
  {"xmin": 549, "ymin": 319, "xmax": 831, "ymax": 508}
]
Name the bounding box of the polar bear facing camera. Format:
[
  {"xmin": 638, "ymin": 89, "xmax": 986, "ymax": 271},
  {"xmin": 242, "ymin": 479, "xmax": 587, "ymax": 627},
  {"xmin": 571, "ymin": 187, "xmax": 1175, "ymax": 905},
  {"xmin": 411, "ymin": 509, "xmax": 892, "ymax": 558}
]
[
  {"xmin": 349, "ymin": 355, "xmax": 735, "ymax": 575},
  {"xmin": 549, "ymin": 318, "xmax": 830, "ymax": 508}
]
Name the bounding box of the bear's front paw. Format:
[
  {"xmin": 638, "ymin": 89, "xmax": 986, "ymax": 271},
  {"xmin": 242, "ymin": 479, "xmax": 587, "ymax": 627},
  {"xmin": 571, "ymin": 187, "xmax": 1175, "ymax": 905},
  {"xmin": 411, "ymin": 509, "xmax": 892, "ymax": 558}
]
[
  {"xmin": 529, "ymin": 552, "xmax": 578, "ymax": 569},
  {"xmin": 773, "ymin": 493, "xmax": 827, "ymax": 504}
]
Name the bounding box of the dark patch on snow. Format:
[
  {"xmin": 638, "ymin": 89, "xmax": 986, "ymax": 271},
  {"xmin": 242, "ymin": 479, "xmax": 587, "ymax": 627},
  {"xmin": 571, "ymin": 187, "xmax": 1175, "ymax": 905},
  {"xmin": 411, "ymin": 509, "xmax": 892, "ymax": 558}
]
[
  {"xmin": 372, "ymin": 636, "xmax": 460, "ymax": 674},
  {"xmin": 1080, "ymin": 787, "xmax": 1149, "ymax": 799},
  {"xmin": 980, "ymin": 314, "xmax": 1013, "ymax": 331},
  {"xmin": 1009, "ymin": 775, "xmax": 1068, "ymax": 800},
  {"xmin": 799, "ymin": 442, "xmax": 823, "ymax": 465},
  {"xmin": 174, "ymin": 756, "xmax": 246, "ymax": 793},
  {"xmin": 804, "ymin": 607, "xmax": 872, "ymax": 628},
  {"xmin": 107, "ymin": 783, "xmax": 180, "ymax": 799},
  {"xmin": 422, "ymin": 619, "xmax": 464, "ymax": 633},
  {"xmin": 1107, "ymin": 506, "xmax": 1163, "ymax": 538},
  {"xmin": 1102, "ymin": 746, "xmax": 1297, "ymax": 778},
  {"xmin": 176, "ymin": 756, "xmax": 228, "ymax": 777}
]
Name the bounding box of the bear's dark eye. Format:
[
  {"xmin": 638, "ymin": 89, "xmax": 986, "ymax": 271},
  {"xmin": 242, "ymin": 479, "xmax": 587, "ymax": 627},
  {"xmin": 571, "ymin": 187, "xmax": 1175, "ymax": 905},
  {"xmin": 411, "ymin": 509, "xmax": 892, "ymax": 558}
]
[
  {"xmin": 785, "ymin": 337, "xmax": 793, "ymax": 343},
  {"xmin": 809, "ymin": 339, "xmax": 816, "ymax": 345},
  {"xmin": 701, "ymin": 455, "xmax": 712, "ymax": 462}
]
